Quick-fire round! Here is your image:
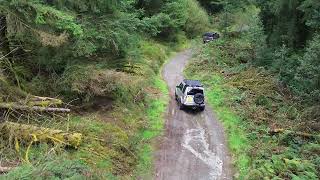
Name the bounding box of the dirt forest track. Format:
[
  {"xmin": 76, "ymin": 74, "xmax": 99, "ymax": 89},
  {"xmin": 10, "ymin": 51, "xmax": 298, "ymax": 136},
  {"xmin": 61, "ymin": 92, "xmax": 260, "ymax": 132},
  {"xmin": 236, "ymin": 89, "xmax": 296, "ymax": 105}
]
[{"xmin": 154, "ymin": 50, "xmax": 233, "ymax": 180}]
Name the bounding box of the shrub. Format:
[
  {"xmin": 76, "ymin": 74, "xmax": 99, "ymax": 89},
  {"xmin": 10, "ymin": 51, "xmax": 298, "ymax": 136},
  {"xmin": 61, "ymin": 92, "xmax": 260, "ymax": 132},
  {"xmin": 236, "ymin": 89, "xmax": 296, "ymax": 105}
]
[
  {"xmin": 59, "ymin": 65, "xmax": 140, "ymax": 102},
  {"xmin": 184, "ymin": 0, "xmax": 210, "ymax": 37},
  {"xmin": 3, "ymin": 158, "xmax": 94, "ymax": 180},
  {"xmin": 294, "ymin": 35, "xmax": 320, "ymax": 103}
]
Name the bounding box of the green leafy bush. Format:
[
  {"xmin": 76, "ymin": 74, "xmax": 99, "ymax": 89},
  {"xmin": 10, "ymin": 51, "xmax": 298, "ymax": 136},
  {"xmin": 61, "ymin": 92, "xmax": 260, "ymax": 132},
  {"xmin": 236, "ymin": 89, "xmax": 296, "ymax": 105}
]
[{"xmin": 184, "ymin": 0, "xmax": 210, "ymax": 37}]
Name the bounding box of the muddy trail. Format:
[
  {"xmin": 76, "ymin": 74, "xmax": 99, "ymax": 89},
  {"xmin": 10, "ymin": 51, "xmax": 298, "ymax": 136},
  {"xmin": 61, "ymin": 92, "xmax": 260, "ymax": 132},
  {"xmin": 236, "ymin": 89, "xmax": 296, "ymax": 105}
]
[{"xmin": 154, "ymin": 50, "xmax": 233, "ymax": 180}]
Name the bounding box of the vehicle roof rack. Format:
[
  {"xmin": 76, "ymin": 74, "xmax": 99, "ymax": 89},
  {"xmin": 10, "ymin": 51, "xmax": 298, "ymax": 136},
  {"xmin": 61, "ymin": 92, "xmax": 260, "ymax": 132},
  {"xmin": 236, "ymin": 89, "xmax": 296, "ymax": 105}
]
[{"xmin": 183, "ymin": 79, "xmax": 203, "ymax": 87}]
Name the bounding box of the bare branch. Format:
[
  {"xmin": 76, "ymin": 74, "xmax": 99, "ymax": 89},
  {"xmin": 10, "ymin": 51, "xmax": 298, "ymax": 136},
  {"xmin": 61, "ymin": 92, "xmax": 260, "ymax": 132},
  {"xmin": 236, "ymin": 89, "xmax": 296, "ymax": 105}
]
[{"xmin": 0, "ymin": 47, "xmax": 19, "ymax": 61}]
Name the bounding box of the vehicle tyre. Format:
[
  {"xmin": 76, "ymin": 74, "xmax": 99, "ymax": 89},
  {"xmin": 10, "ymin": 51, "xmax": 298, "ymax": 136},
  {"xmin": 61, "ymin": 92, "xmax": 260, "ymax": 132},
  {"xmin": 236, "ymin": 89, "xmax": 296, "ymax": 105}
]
[
  {"xmin": 194, "ymin": 93, "xmax": 204, "ymax": 104},
  {"xmin": 178, "ymin": 100, "xmax": 184, "ymax": 110},
  {"xmin": 199, "ymin": 106, "xmax": 205, "ymax": 111}
]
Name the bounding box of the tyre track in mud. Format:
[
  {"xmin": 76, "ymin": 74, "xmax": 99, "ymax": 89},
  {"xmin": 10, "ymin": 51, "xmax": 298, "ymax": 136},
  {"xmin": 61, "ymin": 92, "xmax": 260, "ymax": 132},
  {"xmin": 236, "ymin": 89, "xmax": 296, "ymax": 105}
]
[{"xmin": 154, "ymin": 50, "xmax": 233, "ymax": 180}]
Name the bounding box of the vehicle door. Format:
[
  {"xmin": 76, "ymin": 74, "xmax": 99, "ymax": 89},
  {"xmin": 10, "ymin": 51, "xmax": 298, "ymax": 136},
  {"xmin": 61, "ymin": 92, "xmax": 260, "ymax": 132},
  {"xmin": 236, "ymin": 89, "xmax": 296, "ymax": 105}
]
[
  {"xmin": 181, "ymin": 85, "xmax": 188, "ymax": 102},
  {"xmin": 175, "ymin": 83, "xmax": 184, "ymax": 98}
]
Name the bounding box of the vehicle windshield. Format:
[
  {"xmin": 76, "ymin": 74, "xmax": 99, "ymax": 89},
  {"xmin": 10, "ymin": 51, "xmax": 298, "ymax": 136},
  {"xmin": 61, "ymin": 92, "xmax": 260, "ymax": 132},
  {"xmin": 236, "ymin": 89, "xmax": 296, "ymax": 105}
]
[
  {"xmin": 203, "ymin": 32, "xmax": 219, "ymax": 39},
  {"xmin": 187, "ymin": 89, "xmax": 203, "ymax": 95}
]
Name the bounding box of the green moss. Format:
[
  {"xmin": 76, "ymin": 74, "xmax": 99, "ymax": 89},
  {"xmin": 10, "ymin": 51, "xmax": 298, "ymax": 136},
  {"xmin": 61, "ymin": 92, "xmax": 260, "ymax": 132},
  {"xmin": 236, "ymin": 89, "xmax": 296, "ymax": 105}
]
[
  {"xmin": 135, "ymin": 144, "xmax": 153, "ymax": 177},
  {"xmin": 143, "ymin": 78, "xmax": 168, "ymax": 140}
]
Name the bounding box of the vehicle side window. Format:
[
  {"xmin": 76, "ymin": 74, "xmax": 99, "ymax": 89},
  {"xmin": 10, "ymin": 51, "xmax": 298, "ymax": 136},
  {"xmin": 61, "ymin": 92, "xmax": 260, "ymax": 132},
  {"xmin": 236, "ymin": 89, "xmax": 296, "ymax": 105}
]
[
  {"xmin": 182, "ymin": 85, "xmax": 188, "ymax": 93},
  {"xmin": 178, "ymin": 83, "xmax": 183, "ymax": 90}
]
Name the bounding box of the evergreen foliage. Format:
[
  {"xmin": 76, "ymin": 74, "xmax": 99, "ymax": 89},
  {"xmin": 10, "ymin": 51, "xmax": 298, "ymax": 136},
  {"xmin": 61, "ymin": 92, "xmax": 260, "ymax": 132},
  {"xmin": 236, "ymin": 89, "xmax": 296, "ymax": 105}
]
[
  {"xmin": 0, "ymin": 0, "xmax": 208, "ymax": 178},
  {"xmin": 0, "ymin": 0, "xmax": 209, "ymax": 101},
  {"xmin": 1, "ymin": 0, "xmax": 320, "ymax": 179},
  {"xmin": 203, "ymin": 0, "xmax": 320, "ymax": 104},
  {"xmin": 188, "ymin": 1, "xmax": 320, "ymax": 179}
]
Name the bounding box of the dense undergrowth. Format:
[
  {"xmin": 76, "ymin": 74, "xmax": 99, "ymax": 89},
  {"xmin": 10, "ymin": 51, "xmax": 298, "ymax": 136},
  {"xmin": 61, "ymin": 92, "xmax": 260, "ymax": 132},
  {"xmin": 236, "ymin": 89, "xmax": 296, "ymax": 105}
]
[
  {"xmin": 2, "ymin": 0, "xmax": 320, "ymax": 179},
  {"xmin": 186, "ymin": 34, "xmax": 320, "ymax": 180},
  {"xmin": 0, "ymin": 0, "xmax": 206, "ymax": 178},
  {"xmin": 1, "ymin": 76, "xmax": 169, "ymax": 179},
  {"xmin": 186, "ymin": 2, "xmax": 320, "ymax": 179},
  {"xmin": 1, "ymin": 40, "xmax": 174, "ymax": 179}
]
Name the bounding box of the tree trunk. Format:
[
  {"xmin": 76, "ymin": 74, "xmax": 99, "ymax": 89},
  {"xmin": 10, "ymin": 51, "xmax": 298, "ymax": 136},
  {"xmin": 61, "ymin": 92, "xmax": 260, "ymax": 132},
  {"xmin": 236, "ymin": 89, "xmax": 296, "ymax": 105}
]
[{"xmin": 0, "ymin": 15, "xmax": 11, "ymax": 59}]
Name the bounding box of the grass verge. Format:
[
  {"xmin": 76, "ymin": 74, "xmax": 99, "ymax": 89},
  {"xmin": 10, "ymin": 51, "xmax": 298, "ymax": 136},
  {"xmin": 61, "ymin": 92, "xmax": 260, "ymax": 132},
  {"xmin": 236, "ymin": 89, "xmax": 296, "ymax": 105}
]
[
  {"xmin": 135, "ymin": 76, "xmax": 169, "ymax": 178},
  {"xmin": 205, "ymin": 75, "xmax": 250, "ymax": 178}
]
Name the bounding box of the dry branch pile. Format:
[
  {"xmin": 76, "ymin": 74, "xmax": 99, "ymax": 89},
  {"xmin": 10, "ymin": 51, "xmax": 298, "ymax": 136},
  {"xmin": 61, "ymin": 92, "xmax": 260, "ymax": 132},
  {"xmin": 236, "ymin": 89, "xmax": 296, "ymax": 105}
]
[
  {"xmin": 0, "ymin": 166, "xmax": 12, "ymax": 173},
  {"xmin": 0, "ymin": 95, "xmax": 79, "ymax": 147},
  {"xmin": 0, "ymin": 93, "xmax": 82, "ymax": 171},
  {"xmin": 0, "ymin": 95, "xmax": 70, "ymax": 113}
]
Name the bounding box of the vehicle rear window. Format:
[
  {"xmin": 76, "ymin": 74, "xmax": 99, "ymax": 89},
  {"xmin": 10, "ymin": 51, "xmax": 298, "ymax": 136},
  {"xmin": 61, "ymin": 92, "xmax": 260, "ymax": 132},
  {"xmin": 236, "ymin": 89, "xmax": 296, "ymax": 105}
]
[{"xmin": 187, "ymin": 89, "xmax": 203, "ymax": 95}]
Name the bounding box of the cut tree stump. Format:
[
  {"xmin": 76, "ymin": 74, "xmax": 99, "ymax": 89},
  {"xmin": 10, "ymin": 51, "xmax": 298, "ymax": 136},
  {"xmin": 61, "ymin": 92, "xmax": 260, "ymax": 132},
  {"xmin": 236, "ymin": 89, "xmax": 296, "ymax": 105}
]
[{"xmin": 0, "ymin": 166, "xmax": 12, "ymax": 173}]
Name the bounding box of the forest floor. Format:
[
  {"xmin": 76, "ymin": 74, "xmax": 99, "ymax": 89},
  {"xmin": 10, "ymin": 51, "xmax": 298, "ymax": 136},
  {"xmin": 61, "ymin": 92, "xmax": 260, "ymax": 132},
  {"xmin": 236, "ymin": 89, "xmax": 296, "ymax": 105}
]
[{"xmin": 154, "ymin": 50, "xmax": 233, "ymax": 180}]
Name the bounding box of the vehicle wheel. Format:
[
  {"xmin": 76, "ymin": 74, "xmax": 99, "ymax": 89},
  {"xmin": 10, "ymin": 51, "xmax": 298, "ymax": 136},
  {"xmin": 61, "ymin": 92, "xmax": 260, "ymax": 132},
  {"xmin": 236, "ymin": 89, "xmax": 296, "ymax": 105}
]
[
  {"xmin": 179, "ymin": 100, "xmax": 184, "ymax": 110},
  {"xmin": 194, "ymin": 93, "xmax": 204, "ymax": 104},
  {"xmin": 199, "ymin": 106, "xmax": 205, "ymax": 111}
]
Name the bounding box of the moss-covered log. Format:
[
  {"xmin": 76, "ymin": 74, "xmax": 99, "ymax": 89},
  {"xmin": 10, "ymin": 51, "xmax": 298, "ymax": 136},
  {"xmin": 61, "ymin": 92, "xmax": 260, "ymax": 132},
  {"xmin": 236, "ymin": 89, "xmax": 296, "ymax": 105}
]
[
  {"xmin": 26, "ymin": 96, "xmax": 63, "ymax": 107},
  {"xmin": 0, "ymin": 103, "xmax": 70, "ymax": 113},
  {"xmin": 0, "ymin": 122, "xmax": 82, "ymax": 148}
]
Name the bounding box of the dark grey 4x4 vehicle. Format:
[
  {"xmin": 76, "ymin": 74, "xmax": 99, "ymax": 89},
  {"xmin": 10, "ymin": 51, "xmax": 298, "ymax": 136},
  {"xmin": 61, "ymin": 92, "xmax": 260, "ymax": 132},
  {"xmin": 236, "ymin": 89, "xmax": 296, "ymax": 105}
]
[
  {"xmin": 203, "ymin": 32, "xmax": 220, "ymax": 43},
  {"xmin": 175, "ymin": 79, "xmax": 205, "ymax": 111}
]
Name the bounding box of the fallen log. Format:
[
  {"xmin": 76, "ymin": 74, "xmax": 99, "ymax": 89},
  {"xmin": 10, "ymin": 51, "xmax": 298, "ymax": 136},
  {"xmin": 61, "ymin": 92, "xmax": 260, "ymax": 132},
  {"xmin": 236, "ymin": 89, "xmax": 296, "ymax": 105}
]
[
  {"xmin": 0, "ymin": 122, "xmax": 82, "ymax": 148},
  {"xmin": 0, "ymin": 103, "xmax": 70, "ymax": 113},
  {"xmin": 26, "ymin": 96, "xmax": 63, "ymax": 107}
]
